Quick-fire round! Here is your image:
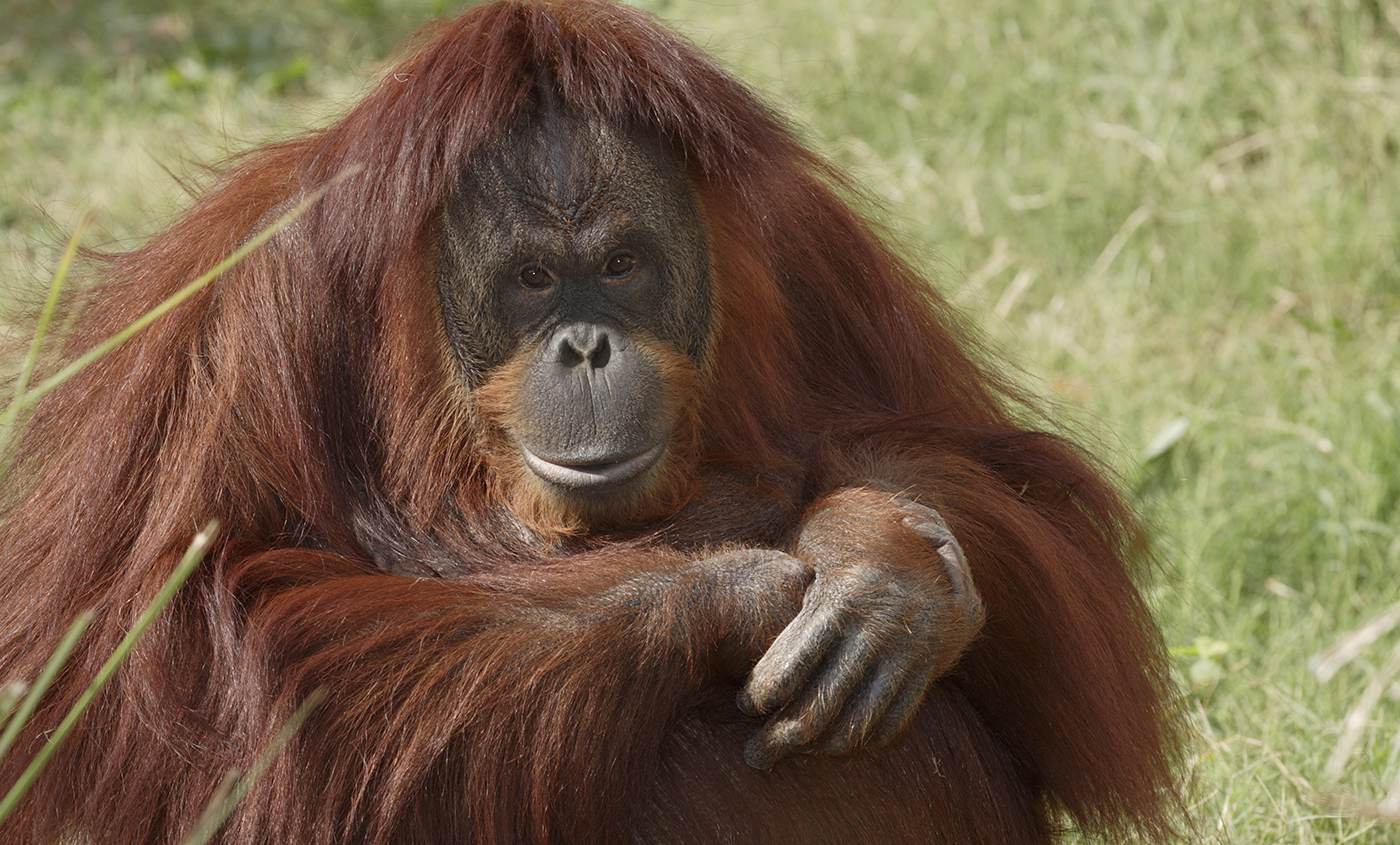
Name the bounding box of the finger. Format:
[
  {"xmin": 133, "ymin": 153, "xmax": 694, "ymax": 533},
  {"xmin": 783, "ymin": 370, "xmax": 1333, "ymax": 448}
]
[
  {"xmin": 897, "ymin": 501, "xmax": 953, "ymax": 546},
  {"xmin": 738, "ymin": 600, "xmax": 842, "ymax": 715},
  {"xmin": 744, "ymin": 625, "xmax": 882, "ymax": 764},
  {"xmin": 743, "ymin": 717, "xmax": 806, "ymax": 770},
  {"xmin": 815, "ymin": 654, "xmax": 907, "ymax": 757},
  {"xmin": 898, "ymin": 506, "xmax": 978, "ymax": 611},
  {"xmin": 868, "ymin": 667, "xmax": 935, "ymax": 748}
]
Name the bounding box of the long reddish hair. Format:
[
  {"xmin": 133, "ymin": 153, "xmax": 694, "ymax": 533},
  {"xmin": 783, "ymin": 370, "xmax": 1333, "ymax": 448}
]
[{"xmin": 0, "ymin": 2, "xmax": 1180, "ymax": 843}]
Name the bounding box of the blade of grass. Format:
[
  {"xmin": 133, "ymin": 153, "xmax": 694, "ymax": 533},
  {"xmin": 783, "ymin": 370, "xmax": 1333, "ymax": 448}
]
[
  {"xmin": 0, "ymin": 520, "xmax": 219, "ymax": 826},
  {"xmin": 180, "ymin": 687, "xmax": 326, "ymax": 845},
  {"xmin": 13, "ymin": 166, "xmax": 359, "ymax": 414},
  {"xmin": 0, "ymin": 682, "xmax": 27, "ymax": 728},
  {"xmin": 0, "ymin": 214, "xmax": 91, "ymax": 452},
  {"xmin": 0, "ymin": 612, "xmax": 92, "ymax": 761}
]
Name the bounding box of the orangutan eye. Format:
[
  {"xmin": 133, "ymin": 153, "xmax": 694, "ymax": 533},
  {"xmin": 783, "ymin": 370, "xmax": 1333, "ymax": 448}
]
[
  {"xmin": 603, "ymin": 253, "xmax": 636, "ymax": 278},
  {"xmin": 518, "ymin": 265, "xmax": 552, "ymax": 290}
]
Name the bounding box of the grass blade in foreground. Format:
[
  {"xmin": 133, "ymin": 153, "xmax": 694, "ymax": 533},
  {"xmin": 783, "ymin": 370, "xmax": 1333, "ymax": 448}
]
[
  {"xmin": 0, "ymin": 613, "xmax": 91, "ymax": 760},
  {"xmin": 0, "ymin": 520, "xmax": 219, "ymax": 826},
  {"xmin": 9, "ymin": 165, "xmax": 361, "ymax": 419},
  {"xmin": 0, "ymin": 216, "xmax": 89, "ymax": 452},
  {"xmin": 0, "ymin": 683, "xmax": 23, "ymax": 726},
  {"xmin": 180, "ymin": 688, "xmax": 327, "ymax": 845}
]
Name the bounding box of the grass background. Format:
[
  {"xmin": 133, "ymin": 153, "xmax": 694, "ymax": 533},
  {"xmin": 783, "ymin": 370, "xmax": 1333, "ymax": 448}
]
[{"xmin": 3, "ymin": 0, "xmax": 1399, "ymax": 840}]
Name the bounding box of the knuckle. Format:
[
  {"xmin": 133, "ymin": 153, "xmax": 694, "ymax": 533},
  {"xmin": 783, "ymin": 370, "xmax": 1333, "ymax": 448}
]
[
  {"xmin": 744, "ymin": 667, "xmax": 787, "ymax": 711},
  {"xmin": 766, "ymin": 716, "xmax": 815, "ymax": 752}
]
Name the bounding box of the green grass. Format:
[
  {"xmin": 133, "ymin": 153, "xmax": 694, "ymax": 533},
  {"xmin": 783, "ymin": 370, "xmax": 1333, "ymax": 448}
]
[{"xmin": 4, "ymin": 0, "xmax": 1399, "ymax": 840}]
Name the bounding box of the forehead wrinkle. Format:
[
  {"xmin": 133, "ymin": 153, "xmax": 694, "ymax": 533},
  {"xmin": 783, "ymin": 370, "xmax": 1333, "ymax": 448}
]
[
  {"xmin": 516, "ymin": 148, "xmax": 620, "ymax": 232},
  {"xmin": 509, "ymin": 163, "xmax": 630, "ymax": 244},
  {"xmin": 477, "ymin": 116, "xmax": 659, "ymax": 253},
  {"xmin": 509, "ymin": 208, "xmax": 633, "ymax": 268}
]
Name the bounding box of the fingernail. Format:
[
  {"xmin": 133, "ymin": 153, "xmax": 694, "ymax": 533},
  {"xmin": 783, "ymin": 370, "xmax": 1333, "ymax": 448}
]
[{"xmin": 743, "ymin": 737, "xmax": 776, "ymax": 770}]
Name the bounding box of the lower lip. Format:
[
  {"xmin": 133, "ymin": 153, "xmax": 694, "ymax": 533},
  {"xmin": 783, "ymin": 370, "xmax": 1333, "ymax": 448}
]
[{"xmin": 521, "ymin": 442, "xmax": 665, "ymax": 489}]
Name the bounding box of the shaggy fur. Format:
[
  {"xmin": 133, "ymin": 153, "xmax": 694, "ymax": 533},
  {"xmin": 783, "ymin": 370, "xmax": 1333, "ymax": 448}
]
[{"xmin": 0, "ymin": 2, "xmax": 1180, "ymax": 843}]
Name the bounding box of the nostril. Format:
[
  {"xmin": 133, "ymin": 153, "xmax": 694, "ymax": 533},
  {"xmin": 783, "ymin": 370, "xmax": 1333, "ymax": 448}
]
[
  {"xmin": 557, "ymin": 338, "xmax": 585, "ymax": 368},
  {"xmin": 555, "ymin": 325, "xmax": 611, "ymax": 369}
]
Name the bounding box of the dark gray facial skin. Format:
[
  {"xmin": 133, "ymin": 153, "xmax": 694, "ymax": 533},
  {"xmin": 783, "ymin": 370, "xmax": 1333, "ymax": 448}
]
[{"xmin": 437, "ymin": 92, "xmax": 712, "ymax": 495}]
